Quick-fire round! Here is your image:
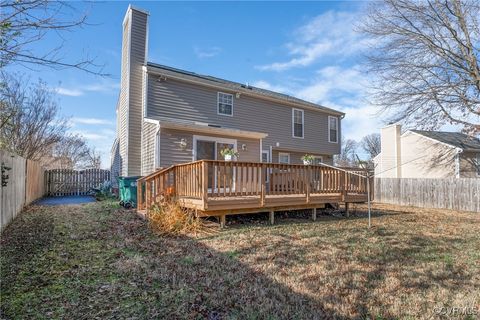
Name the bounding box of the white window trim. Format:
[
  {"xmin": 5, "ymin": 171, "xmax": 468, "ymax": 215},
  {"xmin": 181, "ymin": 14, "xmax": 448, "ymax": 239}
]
[
  {"xmin": 262, "ymin": 150, "xmax": 270, "ymax": 163},
  {"xmin": 217, "ymin": 92, "xmax": 234, "ymax": 117},
  {"xmin": 278, "ymin": 152, "xmax": 290, "ymax": 164},
  {"xmin": 192, "ymin": 135, "xmax": 237, "ymax": 161},
  {"xmin": 328, "ymin": 116, "xmax": 339, "ymax": 143},
  {"xmin": 292, "ymin": 108, "xmax": 304, "ymax": 139}
]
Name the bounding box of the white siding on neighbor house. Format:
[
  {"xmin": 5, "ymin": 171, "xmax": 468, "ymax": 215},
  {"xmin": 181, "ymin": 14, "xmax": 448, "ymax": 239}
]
[
  {"xmin": 400, "ymin": 132, "xmax": 457, "ymax": 178},
  {"xmin": 146, "ymin": 76, "xmax": 341, "ymax": 157},
  {"xmin": 460, "ymin": 151, "xmax": 480, "ymax": 178}
]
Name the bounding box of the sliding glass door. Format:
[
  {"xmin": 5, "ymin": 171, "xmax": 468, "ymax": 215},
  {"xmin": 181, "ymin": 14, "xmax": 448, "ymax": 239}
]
[{"xmin": 194, "ymin": 136, "xmax": 236, "ymax": 192}]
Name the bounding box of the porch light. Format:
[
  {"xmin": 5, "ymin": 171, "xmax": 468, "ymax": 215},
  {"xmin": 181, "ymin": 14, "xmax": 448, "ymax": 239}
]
[
  {"xmin": 179, "ymin": 138, "xmax": 187, "ymax": 150},
  {"xmin": 241, "ymin": 144, "xmax": 247, "ymax": 151}
]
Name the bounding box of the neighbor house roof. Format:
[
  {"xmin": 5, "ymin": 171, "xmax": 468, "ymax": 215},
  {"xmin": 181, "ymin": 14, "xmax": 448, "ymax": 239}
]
[
  {"xmin": 145, "ymin": 62, "xmax": 345, "ymax": 116},
  {"xmin": 410, "ymin": 130, "xmax": 480, "ymax": 151}
]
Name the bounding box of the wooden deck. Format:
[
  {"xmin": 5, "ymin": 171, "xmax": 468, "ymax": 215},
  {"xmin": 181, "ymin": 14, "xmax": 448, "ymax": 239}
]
[{"xmin": 137, "ymin": 160, "xmax": 371, "ymax": 221}]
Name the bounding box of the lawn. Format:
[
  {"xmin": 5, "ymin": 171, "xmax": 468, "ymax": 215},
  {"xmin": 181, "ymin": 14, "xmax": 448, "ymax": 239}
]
[{"xmin": 1, "ymin": 200, "xmax": 479, "ymax": 319}]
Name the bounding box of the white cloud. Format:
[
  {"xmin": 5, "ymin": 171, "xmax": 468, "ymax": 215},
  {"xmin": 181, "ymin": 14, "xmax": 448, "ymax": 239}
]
[
  {"xmin": 257, "ymin": 11, "xmax": 369, "ymax": 71},
  {"xmin": 194, "ymin": 46, "xmax": 222, "ymax": 58},
  {"xmin": 56, "ymin": 80, "xmax": 120, "ymax": 97},
  {"xmin": 71, "ymin": 117, "xmax": 114, "ymax": 125},
  {"xmin": 251, "ymin": 80, "xmax": 290, "ymax": 94},
  {"xmin": 56, "ymin": 88, "xmax": 83, "ymax": 97},
  {"xmin": 253, "ymin": 64, "xmax": 384, "ymax": 141}
]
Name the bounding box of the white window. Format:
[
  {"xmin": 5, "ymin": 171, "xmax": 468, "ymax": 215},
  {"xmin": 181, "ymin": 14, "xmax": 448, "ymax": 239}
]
[
  {"xmin": 262, "ymin": 150, "xmax": 270, "ymax": 163},
  {"xmin": 217, "ymin": 92, "xmax": 233, "ymax": 116},
  {"xmin": 328, "ymin": 116, "xmax": 338, "ymax": 143},
  {"xmin": 278, "ymin": 152, "xmax": 290, "ymax": 164},
  {"xmin": 292, "ymin": 108, "xmax": 304, "ymax": 138},
  {"xmin": 313, "ymin": 156, "xmax": 323, "ymax": 165}
]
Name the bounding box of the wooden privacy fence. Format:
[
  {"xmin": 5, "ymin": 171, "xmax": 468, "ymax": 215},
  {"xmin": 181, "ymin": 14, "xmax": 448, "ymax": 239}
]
[
  {"xmin": 1, "ymin": 150, "xmax": 46, "ymax": 232},
  {"xmin": 46, "ymin": 169, "xmax": 110, "ymax": 196},
  {"xmin": 374, "ymin": 178, "xmax": 480, "ymax": 212}
]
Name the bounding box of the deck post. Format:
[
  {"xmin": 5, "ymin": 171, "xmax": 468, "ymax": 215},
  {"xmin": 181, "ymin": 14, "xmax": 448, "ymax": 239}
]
[
  {"xmin": 306, "ymin": 166, "xmax": 311, "ymax": 203},
  {"xmin": 345, "ymin": 202, "xmax": 350, "ymax": 217},
  {"xmin": 312, "ymin": 208, "xmax": 317, "ymax": 221},
  {"xmin": 145, "ymin": 180, "xmax": 151, "ymax": 210},
  {"xmin": 269, "ymin": 210, "xmax": 275, "ymax": 225},
  {"xmin": 137, "ymin": 179, "xmax": 144, "ymax": 211},
  {"xmin": 340, "ymin": 171, "xmax": 346, "ymax": 202},
  {"xmin": 220, "ymin": 214, "xmax": 226, "ymax": 228},
  {"xmin": 202, "ymin": 161, "xmax": 208, "ymax": 210},
  {"xmin": 260, "ymin": 164, "xmax": 266, "ymax": 207}
]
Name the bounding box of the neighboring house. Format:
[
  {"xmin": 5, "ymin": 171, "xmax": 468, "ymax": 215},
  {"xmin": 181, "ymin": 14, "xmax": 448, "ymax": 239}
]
[
  {"xmin": 111, "ymin": 5, "xmax": 344, "ymax": 180},
  {"xmin": 374, "ymin": 124, "xmax": 480, "ymax": 179}
]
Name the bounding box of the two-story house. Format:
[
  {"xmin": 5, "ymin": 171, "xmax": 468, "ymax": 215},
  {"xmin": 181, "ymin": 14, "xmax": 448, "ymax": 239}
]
[{"xmin": 111, "ymin": 5, "xmax": 344, "ymax": 181}]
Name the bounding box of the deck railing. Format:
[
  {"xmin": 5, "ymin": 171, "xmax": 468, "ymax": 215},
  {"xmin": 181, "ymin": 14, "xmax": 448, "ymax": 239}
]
[{"xmin": 137, "ymin": 160, "xmax": 371, "ymax": 211}]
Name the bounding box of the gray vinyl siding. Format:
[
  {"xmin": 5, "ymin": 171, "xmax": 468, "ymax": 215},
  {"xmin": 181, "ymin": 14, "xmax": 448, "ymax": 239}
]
[
  {"xmin": 146, "ymin": 76, "xmax": 341, "ymax": 156},
  {"xmin": 110, "ymin": 139, "xmax": 121, "ymax": 187},
  {"xmin": 271, "ymin": 150, "xmax": 333, "ymax": 165},
  {"xmin": 118, "ymin": 19, "xmax": 129, "ymax": 176},
  {"xmin": 159, "ymin": 128, "xmax": 260, "ymax": 168},
  {"xmin": 126, "ymin": 9, "xmax": 147, "ymax": 176},
  {"xmin": 141, "ymin": 121, "xmax": 157, "ymax": 175}
]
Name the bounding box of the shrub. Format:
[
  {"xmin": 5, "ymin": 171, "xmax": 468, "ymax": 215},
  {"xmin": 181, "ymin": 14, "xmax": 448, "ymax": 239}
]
[{"xmin": 146, "ymin": 201, "xmax": 213, "ymax": 236}]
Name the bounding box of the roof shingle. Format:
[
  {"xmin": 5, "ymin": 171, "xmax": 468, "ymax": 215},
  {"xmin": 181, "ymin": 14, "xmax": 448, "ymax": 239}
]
[{"xmin": 410, "ymin": 130, "xmax": 480, "ymax": 151}]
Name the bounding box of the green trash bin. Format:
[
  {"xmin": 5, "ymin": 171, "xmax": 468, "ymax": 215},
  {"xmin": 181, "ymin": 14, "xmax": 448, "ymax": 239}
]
[{"xmin": 118, "ymin": 176, "xmax": 142, "ymax": 208}]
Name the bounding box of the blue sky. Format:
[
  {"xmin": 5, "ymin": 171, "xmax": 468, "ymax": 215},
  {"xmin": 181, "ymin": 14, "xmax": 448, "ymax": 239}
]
[{"xmin": 6, "ymin": 1, "xmax": 383, "ymax": 167}]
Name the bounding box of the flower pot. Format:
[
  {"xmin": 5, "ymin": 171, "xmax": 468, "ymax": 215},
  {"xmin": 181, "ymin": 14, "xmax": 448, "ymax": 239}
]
[
  {"xmin": 224, "ymin": 154, "xmax": 232, "ymax": 161},
  {"xmin": 303, "ymin": 160, "xmax": 312, "ymax": 165}
]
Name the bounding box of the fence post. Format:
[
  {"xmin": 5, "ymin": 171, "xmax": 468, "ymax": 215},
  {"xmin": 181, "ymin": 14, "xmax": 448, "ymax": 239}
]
[
  {"xmin": 202, "ymin": 161, "xmax": 208, "ymax": 210},
  {"xmin": 306, "ymin": 166, "xmax": 311, "ymax": 203},
  {"xmin": 260, "ymin": 164, "xmax": 266, "ymax": 207}
]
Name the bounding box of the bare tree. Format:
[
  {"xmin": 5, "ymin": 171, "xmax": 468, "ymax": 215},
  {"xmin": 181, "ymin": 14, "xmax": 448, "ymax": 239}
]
[
  {"xmin": 84, "ymin": 147, "xmax": 101, "ymax": 169},
  {"xmin": 360, "ymin": 133, "xmax": 381, "ymax": 160},
  {"xmin": 0, "ymin": 0, "xmax": 106, "ymax": 75},
  {"xmin": 0, "ymin": 72, "xmax": 67, "ymax": 160},
  {"xmin": 47, "ymin": 134, "xmax": 90, "ymax": 169},
  {"xmin": 334, "ymin": 138, "xmax": 358, "ymax": 167},
  {"xmin": 361, "ymin": 0, "xmax": 480, "ymax": 134}
]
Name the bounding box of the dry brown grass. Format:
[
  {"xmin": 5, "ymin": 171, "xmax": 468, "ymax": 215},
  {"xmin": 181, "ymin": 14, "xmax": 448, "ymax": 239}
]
[
  {"xmin": 1, "ymin": 200, "xmax": 479, "ymax": 319},
  {"xmin": 147, "ymin": 201, "xmax": 215, "ymax": 237}
]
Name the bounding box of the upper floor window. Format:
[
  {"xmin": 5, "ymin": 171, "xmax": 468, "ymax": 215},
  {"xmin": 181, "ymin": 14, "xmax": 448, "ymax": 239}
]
[
  {"xmin": 218, "ymin": 92, "xmax": 233, "ymax": 116},
  {"xmin": 292, "ymin": 108, "xmax": 304, "ymax": 138},
  {"xmin": 329, "ymin": 116, "xmax": 338, "ymax": 143}
]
